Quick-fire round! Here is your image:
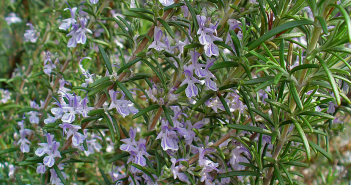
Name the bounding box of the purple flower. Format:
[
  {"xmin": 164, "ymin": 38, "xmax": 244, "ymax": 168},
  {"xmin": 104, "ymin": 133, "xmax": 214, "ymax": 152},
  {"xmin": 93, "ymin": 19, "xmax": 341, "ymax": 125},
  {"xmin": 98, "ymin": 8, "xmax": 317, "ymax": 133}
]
[
  {"xmin": 327, "ymin": 101, "xmax": 337, "ymax": 114},
  {"xmin": 159, "ymin": 0, "xmax": 174, "ymax": 6},
  {"xmin": 148, "ymin": 26, "xmax": 167, "ymax": 51},
  {"xmin": 227, "ymin": 91, "xmax": 247, "ymax": 113},
  {"xmin": 84, "ymin": 132, "xmax": 102, "ymax": 156},
  {"xmin": 43, "ymin": 54, "xmax": 57, "ymax": 75},
  {"xmin": 17, "ymin": 120, "xmax": 32, "ymax": 153},
  {"xmin": 120, "ymin": 127, "xmax": 138, "ymax": 152},
  {"xmin": 230, "ymin": 146, "xmax": 251, "ymax": 170},
  {"xmin": 76, "ymin": 18, "xmax": 92, "ymax": 45},
  {"xmin": 35, "ymin": 133, "xmax": 61, "ymax": 167},
  {"xmin": 156, "ymin": 120, "xmax": 179, "ymax": 151},
  {"xmin": 108, "ymin": 90, "xmax": 138, "ymax": 117},
  {"xmin": 5, "ymin": 13, "xmax": 21, "ymax": 25},
  {"xmin": 36, "ymin": 163, "xmax": 46, "ymax": 174},
  {"xmin": 28, "ymin": 100, "xmax": 41, "ymax": 124},
  {"xmin": 198, "ymin": 147, "xmax": 219, "ymax": 183},
  {"xmin": 59, "ymin": 6, "xmax": 77, "ymax": 30},
  {"xmin": 175, "ymin": 119, "xmax": 207, "ymax": 145},
  {"xmin": 133, "ymin": 139, "xmax": 149, "ymax": 166},
  {"xmin": 49, "ymin": 164, "xmax": 67, "ymax": 184},
  {"xmin": 196, "ymin": 15, "xmax": 222, "ymax": 57},
  {"xmin": 24, "ymin": 23, "xmax": 38, "ymax": 43},
  {"xmin": 90, "ymin": 0, "xmax": 99, "ymax": 4},
  {"xmin": 0, "ymin": 89, "xmax": 11, "ymax": 103},
  {"xmin": 66, "ymin": 24, "xmax": 79, "ymax": 48},
  {"xmin": 206, "ymin": 96, "xmax": 227, "ymax": 113},
  {"xmin": 77, "ymin": 96, "xmax": 94, "ymax": 117},
  {"xmin": 258, "ymin": 86, "xmax": 271, "ymax": 104},
  {"xmin": 108, "ymin": 166, "xmax": 126, "ymax": 183},
  {"xmin": 180, "ymin": 65, "xmax": 201, "ymax": 98},
  {"xmin": 164, "ymin": 34, "xmax": 175, "ymax": 53},
  {"xmin": 190, "ymin": 50, "xmax": 207, "ymax": 78},
  {"xmin": 181, "ymin": 5, "xmax": 189, "ymax": 17},
  {"xmin": 170, "ymin": 158, "xmax": 189, "ymax": 183},
  {"xmin": 204, "ymin": 34, "xmax": 222, "ymax": 57},
  {"xmin": 59, "ymin": 122, "xmax": 86, "ymax": 147}
]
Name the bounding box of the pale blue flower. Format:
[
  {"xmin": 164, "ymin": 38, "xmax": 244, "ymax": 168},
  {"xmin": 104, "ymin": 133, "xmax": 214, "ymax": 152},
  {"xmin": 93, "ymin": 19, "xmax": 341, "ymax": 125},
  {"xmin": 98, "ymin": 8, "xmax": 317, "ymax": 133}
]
[
  {"xmin": 108, "ymin": 90, "xmax": 138, "ymax": 117},
  {"xmin": 148, "ymin": 26, "xmax": 167, "ymax": 51},
  {"xmin": 156, "ymin": 120, "xmax": 179, "ymax": 151},
  {"xmin": 159, "ymin": 0, "xmax": 174, "ymax": 6},
  {"xmin": 59, "ymin": 7, "xmax": 77, "ymax": 30},
  {"xmin": 76, "ymin": 18, "xmax": 92, "ymax": 44}
]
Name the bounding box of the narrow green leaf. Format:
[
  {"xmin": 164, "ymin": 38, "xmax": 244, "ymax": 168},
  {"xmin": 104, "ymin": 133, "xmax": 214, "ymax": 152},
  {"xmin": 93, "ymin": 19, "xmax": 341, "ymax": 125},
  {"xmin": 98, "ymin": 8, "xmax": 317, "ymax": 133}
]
[
  {"xmin": 96, "ymin": 21, "xmax": 110, "ymax": 39},
  {"xmin": 184, "ymin": 43, "xmax": 202, "ymax": 50},
  {"xmin": 283, "ymin": 161, "xmax": 309, "ymax": 167},
  {"xmin": 18, "ymin": 107, "xmax": 39, "ymax": 113},
  {"xmin": 155, "ymin": 151, "xmax": 162, "ymax": 174},
  {"xmin": 25, "ymin": 170, "xmax": 35, "ymax": 185},
  {"xmin": 15, "ymin": 174, "xmax": 24, "ymax": 185},
  {"xmin": 174, "ymin": 85, "xmax": 187, "ymax": 94},
  {"xmin": 316, "ymin": 56, "xmax": 341, "ymax": 105},
  {"xmin": 117, "ymin": 16, "xmax": 134, "ymax": 37},
  {"xmin": 98, "ymin": 45, "xmax": 113, "ymax": 74},
  {"xmin": 274, "ymin": 164, "xmax": 285, "ymax": 185},
  {"xmin": 116, "ymin": 81, "xmax": 135, "ymax": 103},
  {"xmin": 219, "ymin": 171, "xmax": 261, "ymax": 178},
  {"xmin": 99, "ymin": 168, "xmax": 111, "ymax": 185},
  {"xmin": 0, "ymin": 148, "xmax": 19, "ymax": 155},
  {"xmin": 192, "ymin": 93, "xmax": 215, "ymax": 110},
  {"xmin": 102, "ymin": 113, "xmax": 116, "ymax": 143},
  {"xmin": 157, "ymin": 18, "xmax": 175, "ymax": 39},
  {"xmin": 142, "ymin": 130, "xmax": 157, "ymax": 137},
  {"xmin": 108, "ymin": 152, "xmax": 129, "ymax": 163},
  {"xmin": 164, "ymin": 2, "xmax": 185, "ymax": 11},
  {"xmin": 315, "ymin": 16, "xmax": 328, "ymax": 34},
  {"xmin": 242, "ymin": 77, "xmax": 275, "ymax": 85},
  {"xmin": 162, "ymin": 105, "xmax": 174, "ymax": 127},
  {"xmin": 123, "ymin": 11, "xmax": 155, "ymax": 23},
  {"xmin": 247, "ymin": 20, "xmax": 314, "ymax": 49},
  {"xmin": 129, "ymin": 8, "xmax": 154, "ymax": 15},
  {"xmin": 279, "ymin": 38, "xmax": 285, "ymax": 68},
  {"xmin": 184, "ymin": 0, "xmax": 198, "ymax": 31},
  {"xmin": 53, "ymin": 164, "xmax": 66, "ymax": 185},
  {"xmin": 298, "ymin": 115, "xmax": 312, "ymax": 132},
  {"xmin": 309, "ymin": 140, "xmax": 332, "ymax": 161},
  {"xmin": 108, "ymin": 112, "xmax": 120, "ymax": 141},
  {"xmin": 142, "ymin": 59, "xmax": 166, "ymax": 85},
  {"xmin": 227, "ymin": 124, "xmax": 272, "ymax": 136},
  {"xmin": 91, "ymin": 39, "xmax": 110, "ymax": 46},
  {"xmin": 292, "ymin": 119, "xmax": 311, "ymax": 160},
  {"xmin": 87, "ymin": 109, "xmax": 104, "ymax": 116},
  {"xmin": 82, "ymin": 116, "xmax": 102, "ymax": 124},
  {"xmin": 214, "ymin": 41, "xmax": 235, "ymax": 53},
  {"xmin": 209, "ymin": 61, "xmax": 239, "ymax": 70},
  {"xmin": 117, "ymin": 57, "xmax": 142, "ymax": 75},
  {"xmin": 132, "ymin": 164, "xmax": 156, "ymax": 182},
  {"xmin": 290, "ymin": 81, "xmax": 303, "ymax": 110},
  {"xmin": 280, "ymin": 164, "xmax": 293, "ymax": 184},
  {"xmin": 329, "ymin": 4, "xmax": 351, "ymax": 42},
  {"xmin": 132, "ymin": 104, "xmax": 160, "ymax": 119},
  {"xmin": 299, "ymin": 111, "xmax": 334, "ymax": 119},
  {"xmin": 265, "ymin": 99, "xmax": 291, "ymax": 113},
  {"xmin": 217, "ymin": 93, "xmax": 231, "ymax": 116},
  {"xmin": 230, "ymin": 30, "xmax": 241, "ymax": 57},
  {"xmin": 82, "ymin": 8, "xmax": 96, "ymax": 19},
  {"xmin": 289, "ymin": 64, "xmax": 319, "ymax": 74},
  {"xmin": 274, "ymin": 73, "xmax": 283, "ymax": 85},
  {"xmin": 252, "ymin": 109, "xmax": 274, "ymax": 126}
]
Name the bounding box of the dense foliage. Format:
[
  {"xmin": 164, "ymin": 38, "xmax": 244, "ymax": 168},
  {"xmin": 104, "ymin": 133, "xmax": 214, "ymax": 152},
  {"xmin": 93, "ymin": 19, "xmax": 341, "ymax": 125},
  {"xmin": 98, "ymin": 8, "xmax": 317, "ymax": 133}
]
[{"xmin": 1, "ymin": 0, "xmax": 351, "ymax": 184}]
